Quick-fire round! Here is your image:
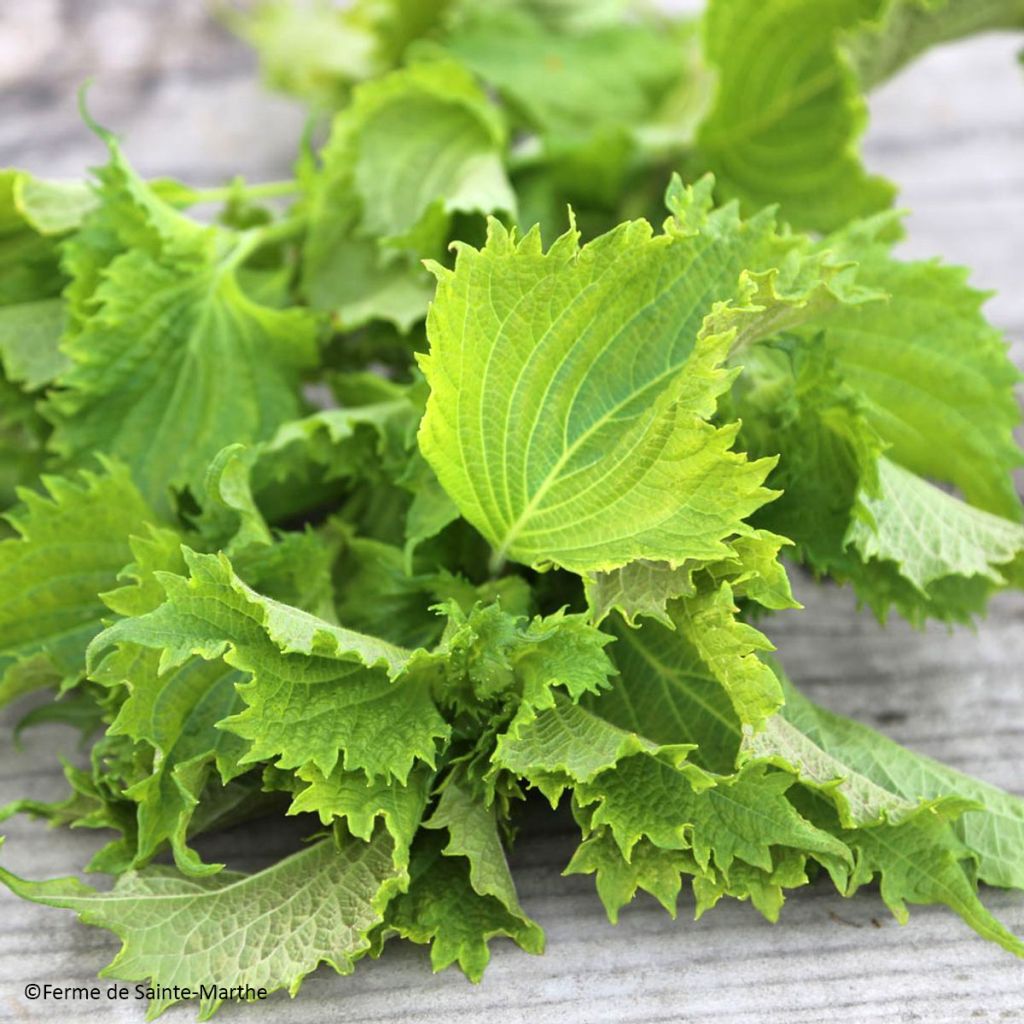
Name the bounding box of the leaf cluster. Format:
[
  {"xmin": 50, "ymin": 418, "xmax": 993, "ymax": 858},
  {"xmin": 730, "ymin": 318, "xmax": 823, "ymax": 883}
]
[{"xmin": 2, "ymin": 0, "xmax": 1024, "ymax": 1016}]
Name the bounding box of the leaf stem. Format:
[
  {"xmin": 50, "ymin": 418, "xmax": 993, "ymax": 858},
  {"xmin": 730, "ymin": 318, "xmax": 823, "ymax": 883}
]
[
  {"xmin": 188, "ymin": 179, "xmax": 300, "ymax": 204},
  {"xmin": 221, "ymin": 215, "xmax": 307, "ymax": 272}
]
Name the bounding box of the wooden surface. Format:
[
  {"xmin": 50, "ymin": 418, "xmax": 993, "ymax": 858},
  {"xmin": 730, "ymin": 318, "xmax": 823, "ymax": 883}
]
[{"xmin": 1, "ymin": 4, "xmax": 1023, "ymax": 1022}]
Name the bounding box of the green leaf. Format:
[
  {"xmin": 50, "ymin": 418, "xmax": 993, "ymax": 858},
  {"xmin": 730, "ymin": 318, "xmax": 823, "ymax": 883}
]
[
  {"xmin": 424, "ymin": 773, "xmax": 531, "ymax": 921},
  {"xmin": 48, "ymin": 250, "xmax": 317, "ymax": 516},
  {"xmin": 91, "ymin": 549, "xmax": 450, "ymax": 783},
  {"xmin": 565, "ymin": 828, "xmax": 698, "ymax": 923},
  {"xmin": 438, "ymin": 602, "xmax": 614, "ymax": 717},
  {"xmin": 741, "ymin": 712, "xmax": 917, "ymax": 828},
  {"xmin": 592, "ymin": 611, "xmax": 742, "ymax": 775},
  {"xmin": 94, "ymin": 548, "xmax": 422, "ymax": 680},
  {"xmin": 97, "ymin": 647, "xmax": 248, "ymax": 876},
  {"xmin": 0, "ymin": 170, "xmax": 86, "ymax": 390},
  {"xmin": 331, "ymin": 532, "xmax": 457, "ymax": 649},
  {"xmin": 584, "ymin": 529, "xmax": 798, "ymax": 628},
  {"xmin": 195, "ymin": 445, "xmax": 273, "ymax": 555},
  {"xmin": 90, "ymin": 520, "xmax": 253, "ymax": 878},
  {"xmin": 0, "ymin": 298, "xmax": 68, "ymax": 390},
  {"xmin": 584, "ymin": 560, "xmax": 698, "ymax": 629},
  {"xmin": 398, "ymin": 450, "xmax": 462, "ymax": 562},
  {"xmin": 820, "ymin": 216, "xmax": 1023, "ymax": 520},
  {"xmin": 845, "ymin": 802, "xmax": 1024, "ymax": 957},
  {"xmin": 765, "ymin": 670, "xmax": 1024, "ymax": 890},
  {"xmin": 0, "ymin": 169, "xmax": 85, "ymax": 307},
  {"xmin": 696, "ymin": 0, "xmax": 895, "ymax": 230},
  {"xmin": 0, "ymin": 829, "xmax": 407, "ymax": 1018},
  {"xmin": 848, "ymin": 0, "xmax": 1024, "ymax": 89},
  {"xmin": 303, "ymin": 59, "xmax": 515, "ymax": 330},
  {"xmin": 732, "ymin": 333, "xmax": 882, "ymax": 578},
  {"xmin": 731, "ymin": 214, "xmax": 1024, "ymax": 623},
  {"xmin": 493, "ymin": 696, "xmax": 656, "ymax": 801},
  {"xmin": 289, "ymin": 764, "xmax": 432, "ymax": 863},
  {"xmin": 671, "ymin": 582, "xmax": 783, "ymax": 729},
  {"xmin": 230, "ymin": 0, "xmax": 453, "ymax": 110},
  {"xmin": 584, "ymin": 572, "xmax": 784, "ymax": 738},
  {"xmin": 690, "ymin": 846, "xmax": 814, "ymax": 923},
  {"xmin": 376, "ymin": 830, "xmax": 544, "ymax": 982},
  {"xmin": 0, "ymin": 376, "xmax": 49, "ymax": 510},
  {"xmin": 46, "ymin": 136, "xmax": 317, "ymax": 515},
  {"xmin": 576, "ymin": 753, "xmax": 852, "ymax": 873},
  {"xmin": 260, "ymin": 397, "xmax": 417, "ymax": 486},
  {"xmin": 846, "ymin": 456, "xmax": 1024, "ymax": 592},
  {"xmin": 347, "ymin": 60, "xmax": 515, "ymax": 246},
  {"xmin": 441, "ymin": 8, "xmax": 682, "ymax": 148},
  {"xmin": 12, "ymin": 172, "xmax": 96, "ymax": 235},
  {"xmin": 707, "ymin": 530, "xmax": 801, "ymax": 611},
  {"xmin": 419, "ymin": 176, "xmax": 864, "ymax": 574},
  {"xmin": 0, "ymin": 462, "xmax": 156, "ymax": 706}
]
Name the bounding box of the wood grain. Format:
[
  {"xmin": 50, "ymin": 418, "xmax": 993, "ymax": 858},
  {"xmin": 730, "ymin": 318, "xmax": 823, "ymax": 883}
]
[{"xmin": 0, "ymin": 5, "xmax": 1022, "ymax": 1022}]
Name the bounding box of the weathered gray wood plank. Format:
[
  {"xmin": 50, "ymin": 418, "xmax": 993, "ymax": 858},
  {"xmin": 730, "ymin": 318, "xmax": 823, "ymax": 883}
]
[{"xmin": 1, "ymin": 6, "xmax": 1023, "ymax": 1023}]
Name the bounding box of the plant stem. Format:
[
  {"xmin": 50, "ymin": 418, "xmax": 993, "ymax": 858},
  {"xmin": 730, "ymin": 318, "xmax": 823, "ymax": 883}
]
[
  {"xmin": 221, "ymin": 215, "xmax": 307, "ymax": 272},
  {"xmin": 189, "ymin": 179, "xmax": 300, "ymax": 204}
]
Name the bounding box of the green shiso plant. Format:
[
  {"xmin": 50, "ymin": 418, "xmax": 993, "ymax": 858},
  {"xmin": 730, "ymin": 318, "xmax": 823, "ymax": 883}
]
[{"xmin": 2, "ymin": 0, "xmax": 1024, "ymax": 1016}]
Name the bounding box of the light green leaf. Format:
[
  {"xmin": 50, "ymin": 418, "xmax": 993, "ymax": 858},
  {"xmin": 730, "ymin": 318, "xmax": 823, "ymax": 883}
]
[
  {"xmin": 97, "ymin": 547, "xmax": 419, "ymax": 678},
  {"xmin": 331, "ymin": 532, "xmax": 458, "ymax": 649},
  {"xmin": 13, "ymin": 173, "xmax": 96, "ymax": 235},
  {"xmin": 350, "ymin": 60, "xmax": 515, "ymax": 245},
  {"xmin": 90, "ymin": 548, "xmax": 449, "ymax": 781},
  {"xmin": 442, "ymin": 8, "xmax": 682, "ymax": 146},
  {"xmin": 0, "ymin": 376, "xmax": 49, "ymax": 509},
  {"xmin": 46, "ymin": 136, "xmax": 317, "ymax": 515},
  {"xmin": 260, "ymin": 397, "xmax": 417, "ymax": 485},
  {"xmin": 592, "ymin": 611, "xmax": 742, "ymax": 775},
  {"xmin": 771, "ymin": 670, "xmax": 1024, "ymax": 890},
  {"xmin": 376, "ymin": 831, "xmax": 544, "ymax": 982},
  {"xmin": 584, "ymin": 560, "xmax": 697, "ymax": 629},
  {"xmin": 697, "ymin": 0, "xmax": 895, "ymax": 230},
  {"xmin": 439, "ymin": 602, "xmax": 613, "ymax": 716},
  {"xmin": 821, "ymin": 216, "xmax": 1023, "ymax": 519},
  {"xmin": 303, "ymin": 58, "xmax": 514, "ymax": 330},
  {"xmin": 847, "ymin": 456, "xmax": 1024, "ymax": 591},
  {"xmin": 493, "ymin": 696, "xmax": 657, "ymax": 801},
  {"xmin": 0, "ymin": 298, "xmax": 68, "ymax": 390},
  {"xmin": 585, "ymin": 528, "xmax": 798, "ymax": 627},
  {"xmin": 289, "ymin": 763, "xmax": 432, "ymax": 868},
  {"xmin": 96, "ymin": 647, "xmax": 247, "ymax": 876},
  {"xmin": 742, "ymin": 712, "xmax": 916, "ymax": 828},
  {"xmin": 731, "ymin": 296, "xmax": 1021, "ymax": 624},
  {"xmin": 691, "ymin": 846, "xmax": 812, "ymax": 923},
  {"xmin": 0, "ymin": 462, "xmax": 156, "ymax": 706},
  {"xmin": 846, "ymin": 802, "xmax": 1024, "ymax": 957},
  {"xmin": 398, "ymin": 450, "xmax": 461, "ymax": 562},
  {"xmin": 576, "ymin": 753, "xmax": 851, "ymax": 872},
  {"xmin": 230, "ymin": 0, "xmax": 453, "ymax": 109},
  {"xmin": 419, "ymin": 177, "xmax": 864, "ymax": 574},
  {"xmin": 848, "ymin": 0, "xmax": 1024, "ymax": 89},
  {"xmin": 672, "ymin": 582, "xmax": 783, "ymax": 730},
  {"xmin": 0, "ymin": 170, "xmax": 83, "ymax": 388},
  {"xmin": 0, "ymin": 169, "xmax": 81, "ymax": 307},
  {"xmin": 424, "ymin": 773, "xmax": 530, "ymax": 920},
  {"xmin": 707, "ymin": 530, "xmax": 801, "ymax": 611},
  {"xmin": 0, "ymin": 829, "xmax": 406, "ymax": 1018},
  {"xmin": 196, "ymin": 445, "xmax": 272, "ymax": 555},
  {"xmin": 565, "ymin": 828, "xmax": 699, "ymax": 923},
  {"xmin": 48, "ymin": 249, "xmax": 317, "ymax": 515},
  {"xmin": 731, "ymin": 333, "xmax": 883, "ymax": 578}
]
